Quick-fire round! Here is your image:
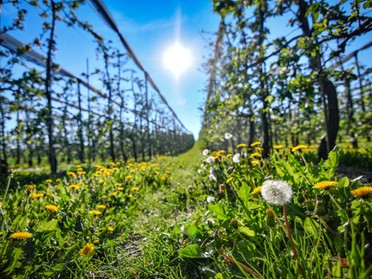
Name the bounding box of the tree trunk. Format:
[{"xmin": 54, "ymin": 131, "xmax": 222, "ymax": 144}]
[
  {"xmin": 77, "ymin": 82, "xmax": 85, "ymax": 163},
  {"xmin": 297, "ymin": 0, "xmax": 339, "ymax": 160},
  {"xmin": 258, "ymin": 4, "xmax": 270, "ymax": 158},
  {"xmin": 45, "ymin": 0, "xmax": 58, "ymax": 174}
]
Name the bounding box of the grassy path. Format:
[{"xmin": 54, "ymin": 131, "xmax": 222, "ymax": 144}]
[{"xmin": 111, "ymin": 143, "xmax": 203, "ymax": 278}]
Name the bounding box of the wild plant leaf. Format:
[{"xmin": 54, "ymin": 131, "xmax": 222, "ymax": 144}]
[
  {"xmin": 35, "ymin": 219, "xmax": 58, "ymax": 232},
  {"xmin": 238, "ymin": 227, "xmax": 255, "ymax": 237},
  {"xmin": 337, "ymin": 177, "xmax": 349, "ymax": 188},
  {"xmin": 179, "ymin": 244, "xmax": 201, "ymax": 258},
  {"xmin": 237, "ymin": 183, "xmax": 250, "ymax": 202},
  {"xmin": 324, "ymin": 146, "xmax": 339, "ymax": 176},
  {"xmin": 304, "ymin": 217, "xmax": 320, "ymax": 235},
  {"xmin": 208, "ymin": 203, "xmax": 228, "ymax": 221}
]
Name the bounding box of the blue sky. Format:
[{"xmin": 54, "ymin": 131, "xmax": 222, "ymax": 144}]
[
  {"xmin": 1, "ymin": 1, "xmax": 220, "ymax": 139},
  {"xmin": 1, "ymin": 1, "xmax": 370, "ymax": 139}
]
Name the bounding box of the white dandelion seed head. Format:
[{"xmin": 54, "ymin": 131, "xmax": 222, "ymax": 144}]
[
  {"xmin": 209, "ymin": 173, "xmax": 217, "ymax": 182},
  {"xmin": 225, "ymin": 133, "xmax": 233, "ymax": 139},
  {"xmin": 206, "ymin": 196, "xmax": 215, "ymax": 203},
  {"xmin": 261, "ymin": 180, "xmax": 293, "ymax": 205},
  {"xmin": 202, "ymin": 149, "xmax": 209, "ymax": 156},
  {"xmin": 232, "ymin": 153, "xmax": 241, "ymax": 163},
  {"xmin": 209, "ymin": 167, "xmax": 216, "ymax": 174},
  {"xmin": 205, "ymin": 156, "xmax": 215, "ymax": 164}
]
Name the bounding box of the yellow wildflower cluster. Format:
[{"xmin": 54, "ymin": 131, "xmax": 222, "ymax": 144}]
[
  {"xmin": 252, "ymin": 186, "xmax": 262, "ymax": 195},
  {"xmin": 314, "ymin": 181, "xmax": 338, "ymax": 189},
  {"xmin": 249, "ymin": 152, "xmax": 262, "ymax": 159},
  {"xmin": 292, "ymin": 145, "xmax": 308, "ymax": 152},
  {"xmin": 68, "ymin": 183, "xmax": 82, "ymax": 191},
  {"xmin": 94, "ymin": 164, "xmax": 119, "ymax": 177},
  {"xmin": 67, "ymin": 171, "xmax": 76, "ymax": 178},
  {"xmin": 351, "ymin": 186, "xmax": 372, "ymax": 197},
  {"xmin": 236, "ymin": 143, "xmax": 247, "ymax": 148},
  {"xmin": 79, "ymin": 243, "xmax": 95, "ymax": 257},
  {"xmin": 31, "ymin": 193, "xmax": 43, "ymax": 199},
  {"xmin": 9, "ymin": 231, "xmax": 33, "ymax": 240},
  {"xmin": 251, "ymin": 141, "xmax": 261, "ymax": 147},
  {"xmin": 45, "ymin": 204, "xmax": 58, "ymax": 212},
  {"xmin": 89, "ymin": 210, "xmax": 102, "ymax": 215}
]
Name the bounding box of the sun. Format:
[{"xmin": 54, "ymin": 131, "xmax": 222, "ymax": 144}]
[{"xmin": 163, "ymin": 42, "xmax": 192, "ymax": 78}]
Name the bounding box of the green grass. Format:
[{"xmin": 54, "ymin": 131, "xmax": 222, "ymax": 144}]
[{"xmin": 0, "ymin": 143, "xmax": 371, "ymax": 278}]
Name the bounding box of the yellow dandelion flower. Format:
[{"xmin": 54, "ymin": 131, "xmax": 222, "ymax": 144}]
[
  {"xmin": 31, "ymin": 193, "xmax": 43, "ymax": 199},
  {"xmin": 249, "ymin": 152, "xmax": 262, "ymax": 159},
  {"xmin": 131, "ymin": 186, "xmax": 140, "ymax": 191},
  {"xmin": 107, "ymin": 226, "xmax": 114, "ymax": 233},
  {"xmin": 109, "ymin": 162, "xmax": 116, "ymax": 166},
  {"xmin": 109, "ymin": 192, "xmax": 118, "ymax": 197},
  {"xmin": 27, "ymin": 184, "xmax": 35, "ymax": 191},
  {"xmin": 45, "ymin": 205, "xmax": 58, "ymax": 212},
  {"xmin": 97, "ymin": 204, "xmax": 107, "ymax": 209},
  {"xmin": 79, "ymin": 243, "xmax": 95, "ymax": 257},
  {"xmin": 274, "ymin": 145, "xmax": 283, "ymax": 150},
  {"xmin": 99, "ymin": 179, "xmax": 106, "ymax": 185},
  {"xmin": 236, "ymin": 143, "xmax": 247, "ymax": 148},
  {"xmin": 351, "ymin": 186, "xmax": 372, "ymax": 197},
  {"xmin": 9, "ymin": 231, "xmax": 33, "ymax": 240},
  {"xmin": 68, "ymin": 184, "xmax": 80, "ymax": 190},
  {"xmin": 77, "ymin": 171, "xmax": 86, "ymax": 176},
  {"xmin": 125, "ymin": 175, "xmax": 133, "ymax": 180},
  {"xmin": 256, "ymin": 147, "xmax": 264, "ymax": 152},
  {"xmin": 250, "ymin": 141, "xmax": 261, "ymax": 147},
  {"xmin": 216, "ymin": 150, "xmax": 226, "ymax": 155},
  {"xmin": 89, "ymin": 210, "xmax": 102, "ymax": 215},
  {"xmin": 226, "ymin": 154, "xmax": 232, "ymax": 158},
  {"xmin": 251, "ymin": 160, "xmax": 260, "ymax": 166},
  {"xmin": 252, "ymin": 186, "xmax": 262, "ymax": 195},
  {"xmin": 93, "ymin": 239, "xmax": 100, "ymax": 244},
  {"xmin": 226, "ymin": 177, "xmax": 233, "ymax": 184},
  {"xmin": 55, "ymin": 178, "xmax": 61, "ymax": 184},
  {"xmin": 67, "ymin": 171, "xmax": 76, "ymax": 178},
  {"xmin": 291, "ymin": 145, "xmax": 308, "ymax": 152},
  {"xmin": 314, "ymin": 181, "xmax": 338, "ymax": 190},
  {"xmin": 45, "ymin": 179, "xmax": 53, "ymax": 184},
  {"xmin": 118, "ymin": 187, "xmax": 124, "ymax": 191}
]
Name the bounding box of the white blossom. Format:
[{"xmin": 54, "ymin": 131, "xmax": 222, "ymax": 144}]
[
  {"xmin": 206, "ymin": 196, "xmax": 215, "ymax": 203},
  {"xmin": 205, "ymin": 156, "xmax": 215, "ymax": 164},
  {"xmin": 279, "ymin": 66, "xmax": 288, "ymax": 75},
  {"xmin": 209, "ymin": 173, "xmax": 217, "ymax": 182},
  {"xmin": 202, "ymin": 149, "xmax": 209, "ymax": 156},
  {"xmin": 224, "ymin": 133, "xmax": 233, "ymax": 139},
  {"xmin": 232, "ymin": 153, "xmax": 241, "ymax": 163},
  {"xmin": 261, "ymin": 180, "xmax": 293, "ymax": 205}
]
